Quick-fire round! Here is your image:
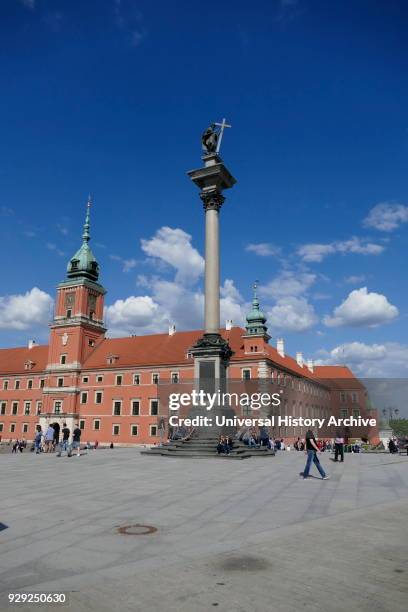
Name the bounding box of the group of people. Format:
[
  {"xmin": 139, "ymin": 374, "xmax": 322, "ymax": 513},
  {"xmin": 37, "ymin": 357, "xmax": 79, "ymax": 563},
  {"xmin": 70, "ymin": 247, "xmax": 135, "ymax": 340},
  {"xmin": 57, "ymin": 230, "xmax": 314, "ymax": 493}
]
[
  {"xmin": 217, "ymin": 434, "xmax": 234, "ymax": 455},
  {"xmin": 11, "ymin": 439, "xmax": 27, "ymax": 453},
  {"xmin": 33, "ymin": 423, "xmax": 82, "ymax": 457}
]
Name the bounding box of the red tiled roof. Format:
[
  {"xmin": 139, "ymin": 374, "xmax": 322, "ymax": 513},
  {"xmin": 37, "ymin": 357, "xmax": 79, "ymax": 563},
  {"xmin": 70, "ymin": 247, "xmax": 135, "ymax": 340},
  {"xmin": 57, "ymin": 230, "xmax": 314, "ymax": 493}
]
[{"xmin": 0, "ymin": 345, "xmax": 48, "ymax": 374}]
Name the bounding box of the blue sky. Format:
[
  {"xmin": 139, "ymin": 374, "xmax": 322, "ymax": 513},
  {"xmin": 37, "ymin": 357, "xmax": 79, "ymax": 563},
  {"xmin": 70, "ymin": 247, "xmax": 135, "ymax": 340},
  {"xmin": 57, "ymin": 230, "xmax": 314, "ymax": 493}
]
[{"xmin": 1, "ymin": 0, "xmax": 408, "ymax": 377}]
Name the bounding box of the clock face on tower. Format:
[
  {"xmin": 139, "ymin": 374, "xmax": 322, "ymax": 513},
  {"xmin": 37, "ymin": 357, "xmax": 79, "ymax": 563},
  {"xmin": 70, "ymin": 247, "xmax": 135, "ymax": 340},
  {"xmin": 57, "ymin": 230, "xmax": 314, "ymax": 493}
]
[{"xmin": 65, "ymin": 292, "xmax": 75, "ymax": 308}]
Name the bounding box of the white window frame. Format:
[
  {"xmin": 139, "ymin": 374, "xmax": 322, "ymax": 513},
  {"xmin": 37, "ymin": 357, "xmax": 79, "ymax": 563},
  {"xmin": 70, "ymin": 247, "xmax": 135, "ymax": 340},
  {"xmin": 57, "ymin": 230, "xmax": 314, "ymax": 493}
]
[
  {"xmin": 115, "ymin": 374, "xmax": 123, "ymax": 386},
  {"xmin": 133, "ymin": 373, "xmax": 141, "ymax": 385},
  {"xmin": 95, "ymin": 391, "xmax": 103, "ymax": 404},
  {"xmin": 242, "ymin": 368, "xmax": 251, "ymax": 381},
  {"xmin": 93, "ymin": 419, "xmax": 101, "ymax": 431},
  {"xmin": 152, "ymin": 372, "xmax": 160, "ymax": 384},
  {"xmin": 150, "ymin": 424, "xmax": 157, "ymax": 436},
  {"xmin": 171, "ymin": 371, "xmax": 180, "ymax": 384},
  {"xmin": 131, "ymin": 424, "xmax": 139, "ymax": 436},
  {"xmin": 131, "ymin": 399, "xmax": 140, "ymax": 416},
  {"xmin": 112, "ymin": 424, "xmax": 120, "ymax": 436},
  {"xmin": 112, "ymin": 400, "xmax": 122, "ymax": 416},
  {"xmin": 22, "ymin": 423, "xmax": 29, "ymax": 433},
  {"xmin": 150, "ymin": 399, "xmax": 159, "ymax": 416},
  {"xmin": 24, "ymin": 401, "xmax": 31, "ymax": 415}
]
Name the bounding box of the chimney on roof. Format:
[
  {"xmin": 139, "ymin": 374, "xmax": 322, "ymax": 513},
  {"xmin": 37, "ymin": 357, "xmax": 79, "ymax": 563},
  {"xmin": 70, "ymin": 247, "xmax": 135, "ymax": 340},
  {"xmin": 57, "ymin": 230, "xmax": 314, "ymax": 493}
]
[
  {"xmin": 296, "ymin": 352, "xmax": 304, "ymax": 367},
  {"xmin": 307, "ymin": 359, "xmax": 314, "ymax": 373},
  {"xmin": 225, "ymin": 319, "xmax": 233, "ymax": 331},
  {"xmin": 28, "ymin": 339, "xmax": 36, "ymax": 350},
  {"xmin": 277, "ymin": 338, "xmax": 285, "ymax": 357},
  {"xmin": 168, "ymin": 324, "xmax": 176, "ymax": 336}
]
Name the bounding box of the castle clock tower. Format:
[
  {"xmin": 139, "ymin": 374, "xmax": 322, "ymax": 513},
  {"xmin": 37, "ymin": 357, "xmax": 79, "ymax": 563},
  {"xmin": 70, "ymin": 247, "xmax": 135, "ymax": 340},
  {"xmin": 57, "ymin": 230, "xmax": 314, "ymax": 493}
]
[{"xmin": 42, "ymin": 197, "xmax": 106, "ymax": 419}]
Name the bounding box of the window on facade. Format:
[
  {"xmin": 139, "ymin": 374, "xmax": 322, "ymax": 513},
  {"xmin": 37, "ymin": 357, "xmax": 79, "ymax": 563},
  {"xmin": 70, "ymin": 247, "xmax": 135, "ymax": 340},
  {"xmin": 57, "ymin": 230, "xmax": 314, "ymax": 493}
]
[
  {"xmin": 66, "ymin": 309, "xmax": 72, "ymax": 319},
  {"xmin": 340, "ymin": 392, "xmax": 346, "ymax": 402},
  {"xmin": 79, "ymin": 420, "xmax": 85, "ymax": 430},
  {"xmin": 116, "ymin": 375, "xmax": 123, "ymax": 386},
  {"xmin": 351, "ymin": 393, "xmax": 357, "ymax": 403},
  {"xmin": 88, "ymin": 339, "xmax": 95, "ymax": 347},
  {"xmin": 15, "ymin": 380, "xmax": 20, "ymax": 390},
  {"xmin": 150, "ymin": 400, "xmax": 159, "ymax": 416},
  {"xmin": 36, "ymin": 401, "xmax": 42, "ymax": 415},
  {"xmin": 22, "ymin": 423, "xmax": 28, "ymax": 433},
  {"xmin": 340, "ymin": 408, "xmax": 348, "ymax": 419},
  {"xmin": 242, "ymin": 406, "xmax": 252, "ymax": 416},
  {"xmin": 24, "ymin": 402, "xmax": 31, "ymax": 415},
  {"xmin": 131, "ymin": 425, "xmax": 138, "ymax": 436},
  {"xmin": 57, "ymin": 377, "xmax": 64, "ymax": 388},
  {"xmin": 28, "ymin": 379, "xmax": 33, "ymax": 389},
  {"xmin": 0, "ymin": 402, "xmax": 6, "ymax": 415},
  {"xmin": 113, "ymin": 424, "xmax": 120, "ymax": 436},
  {"xmin": 60, "ymin": 355, "xmax": 67, "ymax": 365},
  {"xmin": 133, "ymin": 374, "xmax": 140, "ymax": 385},
  {"xmin": 152, "ymin": 373, "xmax": 159, "ymax": 384},
  {"xmin": 95, "ymin": 391, "xmax": 103, "ymax": 404},
  {"xmin": 81, "ymin": 392, "xmax": 88, "ymax": 404},
  {"xmin": 40, "ymin": 379, "xmax": 45, "ymax": 388},
  {"xmin": 96, "ymin": 375, "xmax": 103, "ymax": 383},
  {"xmin": 82, "ymin": 376, "xmax": 89, "ymax": 383},
  {"xmin": 352, "ymin": 408, "xmax": 360, "ymax": 418},
  {"xmin": 242, "ymin": 369, "xmax": 251, "ymax": 381},
  {"xmin": 150, "ymin": 425, "xmax": 157, "ymax": 436},
  {"xmin": 12, "ymin": 402, "xmax": 18, "ymax": 415},
  {"xmin": 171, "ymin": 372, "xmax": 179, "ymax": 384},
  {"xmin": 0, "ymin": 423, "xmax": 3, "ymax": 433},
  {"xmin": 10, "ymin": 423, "xmax": 16, "ymax": 433},
  {"xmin": 113, "ymin": 401, "xmax": 122, "ymax": 416},
  {"xmin": 132, "ymin": 400, "xmax": 140, "ymax": 416},
  {"xmin": 3, "ymin": 380, "xmax": 9, "ymax": 390},
  {"xmin": 54, "ymin": 401, "xmax": 62, "ymax": 414},
  {"xmin": 93, "ymin": 419, "xmax": 100, "ymax": 431}
]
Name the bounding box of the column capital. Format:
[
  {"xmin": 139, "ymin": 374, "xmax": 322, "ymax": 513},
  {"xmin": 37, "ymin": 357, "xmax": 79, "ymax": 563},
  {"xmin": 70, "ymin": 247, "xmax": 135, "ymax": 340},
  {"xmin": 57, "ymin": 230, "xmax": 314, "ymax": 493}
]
[{"xmin": 200, "ymin": 191, "xmax": 225, "ymax": 212}]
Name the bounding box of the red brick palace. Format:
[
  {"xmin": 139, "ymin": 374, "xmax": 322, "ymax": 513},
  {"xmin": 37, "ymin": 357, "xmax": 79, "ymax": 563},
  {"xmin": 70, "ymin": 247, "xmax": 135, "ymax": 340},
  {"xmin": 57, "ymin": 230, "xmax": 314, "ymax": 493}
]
[{"xmin": 0, "ymin": 203, "xmax": 379, "ymax": 446}]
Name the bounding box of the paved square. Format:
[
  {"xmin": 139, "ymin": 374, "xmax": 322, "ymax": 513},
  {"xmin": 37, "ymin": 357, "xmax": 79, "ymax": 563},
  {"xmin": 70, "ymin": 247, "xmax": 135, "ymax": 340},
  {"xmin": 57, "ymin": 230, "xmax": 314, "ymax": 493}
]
[{"xmin": 1, "ymin": 449, "xmax": 407, "ymax": 611}]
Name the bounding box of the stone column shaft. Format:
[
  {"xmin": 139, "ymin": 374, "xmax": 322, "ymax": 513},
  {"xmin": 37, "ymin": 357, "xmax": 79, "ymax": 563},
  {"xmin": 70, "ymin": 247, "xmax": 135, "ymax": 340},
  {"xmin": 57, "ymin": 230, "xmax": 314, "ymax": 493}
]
[{"xmin": 204, "ymin": 207, "xmax": 220, "ymax": 335}]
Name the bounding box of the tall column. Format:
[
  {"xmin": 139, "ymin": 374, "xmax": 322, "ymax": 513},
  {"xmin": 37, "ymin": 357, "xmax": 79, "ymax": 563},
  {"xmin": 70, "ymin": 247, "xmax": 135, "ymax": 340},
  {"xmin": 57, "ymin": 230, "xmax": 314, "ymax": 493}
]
[{"xmin": 202, "ymin": 193, "xmax": 224, "ymax": 335}]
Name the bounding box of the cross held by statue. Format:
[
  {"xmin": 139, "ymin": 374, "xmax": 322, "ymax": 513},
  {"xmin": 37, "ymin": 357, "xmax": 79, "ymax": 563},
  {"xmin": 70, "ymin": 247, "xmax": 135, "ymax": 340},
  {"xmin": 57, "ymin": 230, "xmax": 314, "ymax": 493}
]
[{"xmin": 214, "ymin": 118, "xmax": 231, "ymax": 154}]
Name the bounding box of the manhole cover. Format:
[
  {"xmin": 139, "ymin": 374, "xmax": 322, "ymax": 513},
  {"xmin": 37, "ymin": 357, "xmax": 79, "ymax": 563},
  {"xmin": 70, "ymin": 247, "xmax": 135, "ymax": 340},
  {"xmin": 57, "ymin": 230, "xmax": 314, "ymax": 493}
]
[{"xmin": 117, "ymin": 524, "xmax": 157, "ymax": 535}]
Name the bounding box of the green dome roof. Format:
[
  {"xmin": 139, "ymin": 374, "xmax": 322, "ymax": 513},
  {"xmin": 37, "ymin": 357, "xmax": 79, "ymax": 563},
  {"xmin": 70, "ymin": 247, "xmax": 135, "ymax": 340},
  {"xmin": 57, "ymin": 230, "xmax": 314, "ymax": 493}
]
[
  {"xmin": 67, "ymin": 197, "xmax": 99, "ymax": 282},
  {"xmin": 245, "ymin": 282, "xmax": 269, "ymax": 337}
]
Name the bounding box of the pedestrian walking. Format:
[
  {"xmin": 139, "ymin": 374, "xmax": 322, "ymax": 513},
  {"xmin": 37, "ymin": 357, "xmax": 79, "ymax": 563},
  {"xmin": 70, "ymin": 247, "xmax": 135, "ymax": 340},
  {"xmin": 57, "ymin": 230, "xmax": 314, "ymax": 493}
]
[
  {"xmin": 56, "ymin": 423, "xmax": 70, "ymax": 457},
  {"xmin": 70, "ymin": 423, "xmax": 82, "ymax": 457},
  {"xmin": 334, "ymin": 431, "xmax": 344, "ymax": 462},
  {"xmin": 44, "ymin": 424, "xmax": 55, "ymax": 453},
  {"xmin": 302, "ymin": 429, "xmax": 330, "ymax": 480},
  {"xmin": 34, "ymin": 425, "xmax": 43, "ymax": 454}
]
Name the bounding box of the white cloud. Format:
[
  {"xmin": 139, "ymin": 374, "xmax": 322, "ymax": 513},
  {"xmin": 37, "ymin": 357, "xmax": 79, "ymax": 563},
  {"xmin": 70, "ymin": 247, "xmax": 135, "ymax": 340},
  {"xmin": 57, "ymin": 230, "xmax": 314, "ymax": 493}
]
[
  {"xmin": 298, "ymin": 237, "xmax": 384, "ymax": 262},
  {"xmin": 57, "ymin": 223, "xmax": 69, "ymax": 236},
  {"xmin": 260, "ymin": 270, "xmax": 316, "ymax": 299},
  {"xmin": 363, "ymin": 202, "xmax": 408, "ymax": 232},
  {"xmin": 110, "ymin": 255, "xmax": 138, "ymax": 273},
  {"xmin": 141, "ymin": 227, "xmax": 204, "ymax": 284},
  {"xmin": 324, "ymin": 287, "xmax": 398, "ymax": 328},
  {"xmin": 245, "ymin": 243, "xmax": 281, "ymax": 257},
  {"xmin": 316, "ymin": 341, "xmax": 408, "ymax": 378},
  {"xmin": 46, "ymin": 243, "xmax": 65, "ymax": 257},
  {"xmin": 105, "ymin": 295, "xmax": 161, "ymax": 337},
  {"xmin": 344, "ymin": 275, "xmax": 366, "ymax": 284},
  {"xmin": 0, "ymin": 288, "xmax": 53, "ymax": 331},
  {"xmin": 267, "ymin": 296, "xmax": 318, "ymax": 332}
]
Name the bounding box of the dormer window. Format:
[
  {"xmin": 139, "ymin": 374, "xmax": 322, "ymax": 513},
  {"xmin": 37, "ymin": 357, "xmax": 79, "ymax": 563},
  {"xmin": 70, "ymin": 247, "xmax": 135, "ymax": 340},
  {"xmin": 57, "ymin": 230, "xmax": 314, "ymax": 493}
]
[
  {"xmin": 107, "ymin": 354, "xmax": 119, "ymax": 365},
  {"xmin": 71, "ymin": 260, "xmax": 79, "ymax": 270},
  {"xmin": 24, "ymin": 360, "xmax": 35, "ymax": 370}
]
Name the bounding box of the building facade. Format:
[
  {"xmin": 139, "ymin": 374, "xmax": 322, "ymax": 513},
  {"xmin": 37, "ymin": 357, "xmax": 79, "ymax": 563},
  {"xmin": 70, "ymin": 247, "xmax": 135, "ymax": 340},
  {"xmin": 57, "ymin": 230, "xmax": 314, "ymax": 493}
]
[{"xmin": 0, "ymin": 206, "xmax": 379, "ymax": 446}]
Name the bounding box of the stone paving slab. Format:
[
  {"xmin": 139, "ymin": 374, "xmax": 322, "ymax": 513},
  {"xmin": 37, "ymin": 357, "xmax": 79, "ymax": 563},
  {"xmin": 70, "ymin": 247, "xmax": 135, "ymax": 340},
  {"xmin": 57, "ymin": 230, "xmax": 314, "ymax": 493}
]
[{"xmin": 0, "ymin": 449, "xmax": 407, "ymax": 611}]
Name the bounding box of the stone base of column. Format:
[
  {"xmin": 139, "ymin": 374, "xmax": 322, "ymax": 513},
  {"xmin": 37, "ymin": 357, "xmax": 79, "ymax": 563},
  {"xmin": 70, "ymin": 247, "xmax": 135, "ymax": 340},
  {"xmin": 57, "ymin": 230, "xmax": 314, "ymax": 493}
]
[{"xmin": 188, "ymin": 335, "xmax": 235, "ymax": 438}]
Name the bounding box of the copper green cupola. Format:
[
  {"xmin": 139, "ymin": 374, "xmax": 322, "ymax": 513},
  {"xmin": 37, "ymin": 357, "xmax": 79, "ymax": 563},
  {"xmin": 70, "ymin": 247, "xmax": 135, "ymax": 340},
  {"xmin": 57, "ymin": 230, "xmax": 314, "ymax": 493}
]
[
  {"xmin": 245, "ymin": 281, "xmax": 270, "ymax": 339},
  {"xmin": 67, "ymin": 196, "xmax": 100, "ymax": 282}
]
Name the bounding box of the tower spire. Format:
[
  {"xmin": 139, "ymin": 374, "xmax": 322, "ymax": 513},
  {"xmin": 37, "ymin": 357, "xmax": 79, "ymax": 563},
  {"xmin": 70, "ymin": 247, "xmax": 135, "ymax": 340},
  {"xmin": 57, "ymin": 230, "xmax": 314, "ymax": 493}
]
[
  {"xmin": 66, "ymin": 194, "xmax": 99, "ymax": 282},
  {"xmin": 245, "ymin": 280, "xmax": 270, "ymax": 339},
  {"xmin": 82, "ymin": 194, "xmax": 92, "ymax": 243}
]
